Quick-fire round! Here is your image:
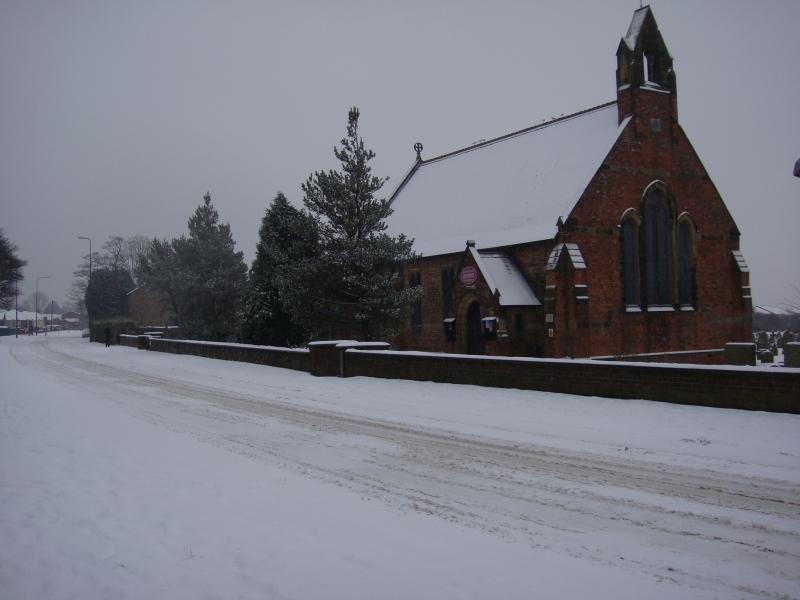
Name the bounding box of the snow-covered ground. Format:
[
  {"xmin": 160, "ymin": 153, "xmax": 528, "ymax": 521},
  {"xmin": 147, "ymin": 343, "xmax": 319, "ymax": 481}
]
[{"xmin": 2, "ymin": 333, "xmax": 799, "ymax": 599}]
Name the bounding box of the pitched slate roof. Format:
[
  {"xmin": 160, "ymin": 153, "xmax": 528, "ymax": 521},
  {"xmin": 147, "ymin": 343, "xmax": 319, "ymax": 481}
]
[{"xmin": 387, "ymin": 102, "xmax": 630, "ymax": 257}]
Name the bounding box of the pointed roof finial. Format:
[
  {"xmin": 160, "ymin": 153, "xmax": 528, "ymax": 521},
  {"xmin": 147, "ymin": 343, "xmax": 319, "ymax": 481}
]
[{"xmin": 414, "ymin": 142, "xmax": 423, "ymax": 161}]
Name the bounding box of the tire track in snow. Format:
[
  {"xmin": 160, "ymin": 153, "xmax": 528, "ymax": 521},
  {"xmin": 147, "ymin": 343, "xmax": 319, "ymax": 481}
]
[{"xmin": 18, "ymin": 337, "xmax": 800, "ymax": 598}]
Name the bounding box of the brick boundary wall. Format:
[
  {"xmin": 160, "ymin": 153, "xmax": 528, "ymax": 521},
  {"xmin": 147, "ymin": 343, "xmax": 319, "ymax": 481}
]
[
  {"xmin": 786, "ymin": 343, "xmax": 800, "ymax": 368},
  {"xmin": 342, "ymin": 350, "xmax": 800, "ymax": 414},
  {"xmin": 119, "ymin": 334, "xmax": 139, "ymax": 348},
  {"xmin": 147, "ymin": 338, "xmax": 311, "ymax": 372},
  {"xmin": 91, "ymin": 321, "xmax": 135, "ymax": 345},
  {"xmin": 115, "ymin": 335, "xmax": 797, "ymax": 413},
  {"xmin": 119, "ymin": 334, "xmax": 153, "ymax": 350},
  {"xmin": 308, "ymin": 340, "xmax": 355, "ymax": 376},
  {"xmin": 308, "ymin": 340, "xmax": 391, "ymax": 376}
]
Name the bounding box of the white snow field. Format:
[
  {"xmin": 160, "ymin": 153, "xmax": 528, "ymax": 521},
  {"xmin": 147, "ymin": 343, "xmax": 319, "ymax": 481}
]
[{"xmin": 2, "ymin": 333, "xmax": 799, "ymax": 599}]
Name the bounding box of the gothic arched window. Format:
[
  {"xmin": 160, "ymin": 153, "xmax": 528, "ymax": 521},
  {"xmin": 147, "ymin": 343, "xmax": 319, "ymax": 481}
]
[
  {"xmin": 677, "ymin": 215, "xmax": 696, "ymax": 307},
  {"xmin": 620, "ymin": 210, "xmax": 640, "ymax": 307},
  {"xmin": 642, "ymin": 186, "xmax": 673, "ymax": 305}
]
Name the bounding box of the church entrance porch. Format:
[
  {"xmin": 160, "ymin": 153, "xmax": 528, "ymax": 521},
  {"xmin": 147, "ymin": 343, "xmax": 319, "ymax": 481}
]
[{"xmin": 466, "ymin": 301, "xmax": 485, "ymax": 355}]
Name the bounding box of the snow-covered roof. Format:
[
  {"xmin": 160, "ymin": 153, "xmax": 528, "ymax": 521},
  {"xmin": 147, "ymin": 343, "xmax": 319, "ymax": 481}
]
[
  {"xmin": 546, "ymin": 244, "xmax": 587, "ymax": 271},
  {"xmin": 623, "ymin": 6, "xmax": 650, "ymax": 50},
  {"xmin": 470, "ymin": 247, "xmax": 541, "ymax": 307},
  {"xmin": 387, "ymin": 103, "xmax": 630, "ymax": 257},
  {"xmin": 0, "ymin": 310, "xmax": 61, "ymax": 321}
]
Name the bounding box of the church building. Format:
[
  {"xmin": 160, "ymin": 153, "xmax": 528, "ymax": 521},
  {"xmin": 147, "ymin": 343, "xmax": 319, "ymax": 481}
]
[{"xmin": 386, "ymin": 6, "xmax": 752, "ymax": 359}]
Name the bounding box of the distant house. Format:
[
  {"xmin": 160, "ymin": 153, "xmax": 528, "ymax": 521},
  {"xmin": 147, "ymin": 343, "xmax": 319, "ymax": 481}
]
[
  {"xmin": 387, "ymin": 6, "xmax": 752, "ymax": 358},
  {"xmin": 61, "ymin": 311, "xmax": 83, "ymax": 330},
  {"xmin": 1, "ymin": 310, "xmax": 45, "ymax": 332},
  {"xmin": 127, "ymin": 284, "xmax": 177, "ymax": 328}
]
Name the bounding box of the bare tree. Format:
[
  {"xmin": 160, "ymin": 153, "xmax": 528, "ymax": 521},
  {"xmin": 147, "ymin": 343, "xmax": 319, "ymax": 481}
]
[
  {"xmin": 23, "ymin": 291, "xmax": 50, "ymax": 313},
  {"xmin": 125, "ymin": 235, "xmax": 150, "ymax": 284},
  {"xmin": 97, "ymin": 236, "xmax": 127, "ymax": 271},
  {"xmin": 69, "ymin": 234, "xmax": 149, "ymax": 316}
]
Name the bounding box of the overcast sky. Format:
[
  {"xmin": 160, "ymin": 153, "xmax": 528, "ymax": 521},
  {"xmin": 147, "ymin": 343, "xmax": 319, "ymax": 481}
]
[{"xmin": 2, "ymin": 0, "xmax": 798, "ymax": 310}]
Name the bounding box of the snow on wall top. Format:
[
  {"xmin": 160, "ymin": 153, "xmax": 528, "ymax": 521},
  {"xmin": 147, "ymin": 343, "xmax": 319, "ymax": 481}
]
[
  {"xmin": 387, "ymin": 103, "xmax": 629, "ymax": 257},
  {"xmin": 732, "ymin": 250, "xmax": 749, "ymax": 273},
  {"xmin": 471, "ymin": 247, "xmax": 541, "ymax": 307}
]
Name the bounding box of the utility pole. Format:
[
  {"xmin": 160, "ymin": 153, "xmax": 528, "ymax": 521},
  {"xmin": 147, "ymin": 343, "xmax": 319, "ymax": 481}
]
[{"xmin": 15, "ymin": 280, "xmax": 18, "ymax": 339}]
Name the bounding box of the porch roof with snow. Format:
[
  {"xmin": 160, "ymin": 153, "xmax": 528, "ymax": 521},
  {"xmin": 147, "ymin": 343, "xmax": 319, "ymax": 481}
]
[
  {"xmin": 387, "ymin": 102, "xmax": 630, "ymax": 257},
  {"xmin": 470, "ymin": 247, "xmax": 541, "ymax": 307}
]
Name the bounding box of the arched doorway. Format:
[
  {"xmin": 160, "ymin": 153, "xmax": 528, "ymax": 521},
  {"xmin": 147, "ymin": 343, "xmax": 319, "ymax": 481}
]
[{"xmin": 466, "ymin": 301, "xmax": 484, "ymax": 355}]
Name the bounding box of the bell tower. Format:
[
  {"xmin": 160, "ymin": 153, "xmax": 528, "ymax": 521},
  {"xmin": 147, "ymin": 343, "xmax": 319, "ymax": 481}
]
[{"xmin": 615, "ymin": 6, "xmax": 678, "ymax": 126}]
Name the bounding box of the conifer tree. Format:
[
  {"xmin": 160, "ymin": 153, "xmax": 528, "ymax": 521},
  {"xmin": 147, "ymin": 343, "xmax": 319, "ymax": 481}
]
[
  {"xmin": 0, "ymin": 229, "xmax": 26, "ymax": 310},
  {"xmin": 173, "ymin": 193, "xmax": 247, "ymax": 341},
  {"xmin": 139, "ymin": 193, "xmax": 247, "ymax": 341},
  {"xmin": 85, "ymin": 268, "xmax": 134, "ymax": 320},
  {"xmin": 300, "ymin": 107, "xmax": 419, "ymax": 340},
  {"xmin": 241, "ymin": 192, "xmax": 319, "ymax": 345}
]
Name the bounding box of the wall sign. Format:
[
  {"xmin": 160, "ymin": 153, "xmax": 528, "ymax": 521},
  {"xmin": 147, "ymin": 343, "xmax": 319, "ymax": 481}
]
[{"xmin": 460, "ymin": 266, "xmax": 478, "ymax": 286}]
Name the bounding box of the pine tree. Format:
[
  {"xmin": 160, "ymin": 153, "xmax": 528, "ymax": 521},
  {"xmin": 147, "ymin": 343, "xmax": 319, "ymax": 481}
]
[
  {"xmin": 172, "ymin": 193, "xmax": 247, "ymax": 341},
  {"xmin": 241, "ymin": 192, "xmax": 319, "ymax": 346},
  {"xmin": 300, "ymin": 107, "xmax": 419, "ymax": 340},
  {"xmin": 140, "ymin": 193, "xmax": 247, "ymax": 341}
]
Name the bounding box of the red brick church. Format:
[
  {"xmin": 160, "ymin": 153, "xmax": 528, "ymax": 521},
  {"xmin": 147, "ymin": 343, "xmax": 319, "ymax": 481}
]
[{"xmin": 387, "ymin": 6, "xmax": 752, "ymax": 359}]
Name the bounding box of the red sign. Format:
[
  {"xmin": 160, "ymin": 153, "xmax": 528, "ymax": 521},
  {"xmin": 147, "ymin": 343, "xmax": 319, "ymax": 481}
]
[{"xmin": 460, "ymin": 265, "xmax": 478, "ymax": 286}]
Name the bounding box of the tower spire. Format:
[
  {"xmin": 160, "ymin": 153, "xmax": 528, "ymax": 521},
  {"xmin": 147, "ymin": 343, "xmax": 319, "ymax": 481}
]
[{"xmin": 615, "ymin": 6, "xmax": 678, "ymax": 124}]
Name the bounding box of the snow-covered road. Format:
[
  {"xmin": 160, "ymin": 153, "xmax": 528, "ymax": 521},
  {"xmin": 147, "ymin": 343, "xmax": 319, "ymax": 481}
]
[{"xmin": 2, "ymin": 333, "xmax": 799, "ymax": 599}]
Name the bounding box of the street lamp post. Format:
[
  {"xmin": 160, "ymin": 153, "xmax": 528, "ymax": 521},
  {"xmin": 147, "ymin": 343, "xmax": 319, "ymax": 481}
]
[
  {"xmin": 78, "ymin": 236, "xmax": 92, "ymax": 281},
  {"xmin": 35, "ymin": 275, "xmax": 50, "ymax": 336},
  {"xmin": 15, "ymin": 280, "xmax": 18, "ymax": 339}
]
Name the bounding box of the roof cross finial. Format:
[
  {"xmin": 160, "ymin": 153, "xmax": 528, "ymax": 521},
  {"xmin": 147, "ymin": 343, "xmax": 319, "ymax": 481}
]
[{"xmin": 414, "ymin": 142, "xmax": 423, "ymax": 161}]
